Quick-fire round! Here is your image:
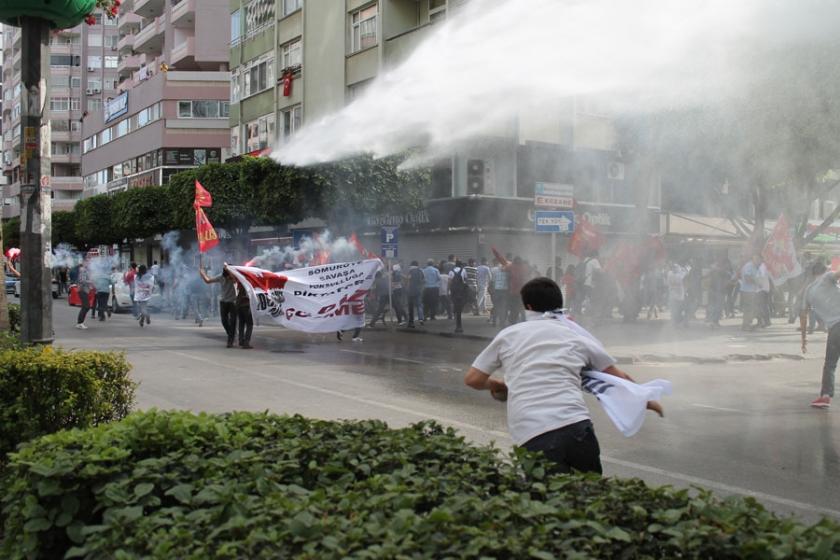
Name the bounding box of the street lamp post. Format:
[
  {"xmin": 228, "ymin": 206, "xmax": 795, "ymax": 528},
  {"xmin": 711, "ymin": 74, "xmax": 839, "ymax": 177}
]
[{"xmin": 18, "ymin": 17, "xmax": 53, "ymax": 344}]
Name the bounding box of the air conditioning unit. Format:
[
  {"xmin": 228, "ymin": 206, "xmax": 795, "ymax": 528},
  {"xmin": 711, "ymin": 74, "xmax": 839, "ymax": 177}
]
[
  {"xmin": 85, "ymin": 88, "xmax": 94, "ymax": 95},
  {"xmin": 93, "ymin": 88, "xmax": 102, "ymax": 94},
  {"xmin": 87, "ymin": 66, "xmax": 96, "ymax": 72},
  {"xmin": 607, "ymin": 161, "xmax": 625, "ymax": 181}
]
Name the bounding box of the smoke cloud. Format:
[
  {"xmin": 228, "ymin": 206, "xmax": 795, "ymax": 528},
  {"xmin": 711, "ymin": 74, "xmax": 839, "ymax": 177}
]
[{"xmin": 273, "ymin": 0, "xmax": 840, "ymax": 166}]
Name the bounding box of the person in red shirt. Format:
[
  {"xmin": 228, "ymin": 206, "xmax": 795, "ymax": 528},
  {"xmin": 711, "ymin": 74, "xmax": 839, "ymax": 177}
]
[{"xmin": 123, "ymin": 262, "xmax": 138, "ymax": 318}]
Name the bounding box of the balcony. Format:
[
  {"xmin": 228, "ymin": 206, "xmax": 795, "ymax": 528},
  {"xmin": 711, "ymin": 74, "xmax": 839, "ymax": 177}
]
[
  {"xmin": 51, "ymin": 177, "xmax": 84, "ymax": 192},
  {"xmin": 118, "ymin": 11, "xmax": 142, "ymax": 33},
  {"xmin": 50, "ymin": 153, "xmax": 80, "ymax": 165},
  {"xmin": 118, "ymin": 34, "xmax": 135, "ymax": 55},
  {"xmin": 118, "ymin": 53, "xmax": 144, "ymax": 76},
  {"xmin": 134, "ymin": 14, "xmax": 166, "ymax": 55},
  {"xmin": 3, "ymin": 203, "xmax": 21, "ymax": 219},
  {"xmin": 171, "ymin": 0, "xmax": 196, "ymax": 28},
  {"xmin": 170, "ymin": 37, "xmax": 195, "ymax": 67},
  {"xmin": 52, "ymin": 199, "xmax": 78, "ymax": 212},
  {"xmin": 134, "ymin": 0, "xmax": 166, "ymax": 19}
]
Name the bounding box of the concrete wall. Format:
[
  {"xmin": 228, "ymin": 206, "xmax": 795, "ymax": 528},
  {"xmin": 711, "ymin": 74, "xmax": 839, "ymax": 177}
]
[{"xmin": 194, "ymin": 0, "xmax": 231, "ymax": 67}]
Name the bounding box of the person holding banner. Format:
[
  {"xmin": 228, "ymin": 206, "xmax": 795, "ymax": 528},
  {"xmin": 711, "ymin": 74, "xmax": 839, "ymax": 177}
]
[
  {"xmin": 235, "ymin": 278, "xmax": 254, "ymax": 349},
  {"xmin": 464, "ymin": 277, "xmax": 663, "ymax": 474},
  {"xmin": 201, "ymin": 266, "xmax": 238, "ymax": 348}
]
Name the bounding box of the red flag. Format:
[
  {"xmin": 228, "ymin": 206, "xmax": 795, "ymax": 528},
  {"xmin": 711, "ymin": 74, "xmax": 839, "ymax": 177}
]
[
  {"xmin": 194, "ymin": 180, "xmax": 213, "ymax": 208},
  {"xmin": 195, "ymin": 207, "xmax": 220, "ymax": 253},
  {"xmin": 569, "ymin": 216, "xmax": 604, "ymax": 257},
  {"xmin": 350, "ymin": 233, "xmax": 377, "ymax": 260},
  {"xmin": 282, "ymin": 71, "xmax": 293, "ymax": 97},
  {"xmin": 491, "ymin": 246, "xmax": 510, "ymax": 267},
  {"xmin": 761, "ymin": 213, "xmax": 802, "ymax": 284}
]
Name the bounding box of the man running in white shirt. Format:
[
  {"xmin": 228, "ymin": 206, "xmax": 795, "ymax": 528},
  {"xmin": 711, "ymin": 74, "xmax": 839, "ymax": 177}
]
[{"xmin": 464, "ymin": 277, "xmax": 662, "ymax": 474}]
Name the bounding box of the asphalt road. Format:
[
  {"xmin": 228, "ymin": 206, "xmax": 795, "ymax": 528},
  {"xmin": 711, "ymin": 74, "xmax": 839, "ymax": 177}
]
[{"xmin": 48, "ymin": 298, "xmax": 840, "ymax": 523}]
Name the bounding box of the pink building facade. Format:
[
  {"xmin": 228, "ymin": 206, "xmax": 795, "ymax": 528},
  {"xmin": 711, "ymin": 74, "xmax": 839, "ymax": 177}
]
[{"xmin": 81, "ymin": 0, "xmax": 230, "ymax": 197}]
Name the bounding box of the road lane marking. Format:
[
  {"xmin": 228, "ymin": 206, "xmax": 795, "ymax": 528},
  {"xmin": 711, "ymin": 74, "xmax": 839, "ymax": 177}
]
[
  {"xmin": 164, "ymin": 349, "xmax": 839, "ymax": 520},
  {"xmin": 691, "ymin": 403, "xmax": 743, "ymax": 413},
  {"xmin": 602, "ymin": 456, "xmax": 840, "ymax": 519},
  {"xmin": 339, "ymin": 349, "xmax": 426, "ymax": 365}
]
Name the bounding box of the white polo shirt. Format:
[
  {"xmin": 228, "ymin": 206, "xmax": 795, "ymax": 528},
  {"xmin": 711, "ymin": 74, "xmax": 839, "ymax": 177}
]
[{"xmin": 472, "ymin": 312, "xmax": 615, "ymax": 445}]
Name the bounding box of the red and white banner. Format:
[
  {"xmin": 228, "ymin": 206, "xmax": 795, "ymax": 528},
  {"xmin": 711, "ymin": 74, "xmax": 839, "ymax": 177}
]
[
  {"xmin": 762, "ymin": 213, "xmax": 802, "ymax": 284},
  {"xmin": 228, "ymin": 259, "xmax": 382, "ymax": 333}
]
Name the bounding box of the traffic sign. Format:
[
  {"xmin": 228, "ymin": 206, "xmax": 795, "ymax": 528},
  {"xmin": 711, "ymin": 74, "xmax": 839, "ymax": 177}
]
[
  {"xmin": 535, "ymin": 182, "xmax": 574, "ymax": 209},
  {"xmin": 381, "ymin": 245, "xmax": 398, "ymax": 259},
  {"xmin": 381, "ymin": 226, "xmax": 398, "ymax": 258},
  {"xmin": 535, "ymin": 210, "xmax": 575, "ymax": 234},
  {"xmin": 380, "ymin": 226, "xmax": 398, "ymax": 245}
]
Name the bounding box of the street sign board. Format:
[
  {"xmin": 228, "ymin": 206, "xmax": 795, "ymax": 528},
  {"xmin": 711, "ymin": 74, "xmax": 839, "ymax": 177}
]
[
  {"xmin": 535, "ymin": 210, "xmax": 575, "ymax": 234},
  {"xmin": 381, "ymin": 226, "xmax": 398, "ymax": 245},
  {"xmin": 535, "ymin": 182, "xmax": 574, "ymax": 209},
  {"xmin": 381, "ymin": 245, "xmax": 398, "ymax": 259},
  {"xmin": 381, "ymin": 226, "xmax": 398, "ymax": 258}
]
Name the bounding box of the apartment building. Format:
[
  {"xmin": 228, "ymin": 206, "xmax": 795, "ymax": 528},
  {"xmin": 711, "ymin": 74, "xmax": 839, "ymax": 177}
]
[
  {"xmin": 80, "ymin": 0, "xmax": 230, "ymax": 197},
  {"xmin": 1, "ymin": 14, "xmax": 120, "ymax": 217},
  {"xmin": 228, "ymin": 0, "xmax": 657, "ymax": 264}
]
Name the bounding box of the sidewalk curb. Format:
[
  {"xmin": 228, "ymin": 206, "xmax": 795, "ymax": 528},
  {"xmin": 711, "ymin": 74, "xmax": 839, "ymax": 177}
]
[{"xmin": 366, "ymin": 326, "xmax": 807, "ymax": 365}]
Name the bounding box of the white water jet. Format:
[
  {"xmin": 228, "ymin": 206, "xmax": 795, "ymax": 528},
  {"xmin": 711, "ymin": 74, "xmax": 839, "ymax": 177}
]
[{"xmin": 273, "ymin": 0, "xmax": 838, "ymax": 167}]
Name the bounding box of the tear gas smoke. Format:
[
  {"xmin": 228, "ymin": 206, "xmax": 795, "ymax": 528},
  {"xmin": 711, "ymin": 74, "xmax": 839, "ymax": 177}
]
[
  {"xmin": 273, "ymin": 0, "xmax": 840, "ymax": 166},
  {"xmin": 246, "ymin": 232, "xmax": 373, "ymax": 270}
]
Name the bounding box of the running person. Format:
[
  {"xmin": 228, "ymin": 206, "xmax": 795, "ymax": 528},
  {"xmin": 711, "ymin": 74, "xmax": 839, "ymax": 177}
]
[
  {"xmin": 134, "ymin": 265, "xmax": 155, "ymax": 327},
  {"xmin": 800, "ymin": 262, "xmax": 840, "ymax": 408},
  {"xmin": 464, "ymin": 277, "xmax": 662, "ymax": 473}
]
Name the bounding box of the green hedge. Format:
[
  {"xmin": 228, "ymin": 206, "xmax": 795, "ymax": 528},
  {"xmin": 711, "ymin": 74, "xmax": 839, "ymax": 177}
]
[
  {"xmin": 1, "ymin": 411, "xmax": 837, "ymax": 559},
  {"xmin": 0, "ymin": 348, "xmax": 135, "ymax": 463}
]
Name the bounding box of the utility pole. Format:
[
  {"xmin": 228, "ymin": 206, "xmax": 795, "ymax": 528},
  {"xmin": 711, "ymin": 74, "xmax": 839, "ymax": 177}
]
[{"xmin": 19, "ymin": 17, "xmax": 53, "ymax": 344}]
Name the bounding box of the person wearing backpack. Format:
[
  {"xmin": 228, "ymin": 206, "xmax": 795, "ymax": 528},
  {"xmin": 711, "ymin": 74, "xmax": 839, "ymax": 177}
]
[{"xmin": 450, "ymin": 260, "xmax": 469, "ymax": 333}]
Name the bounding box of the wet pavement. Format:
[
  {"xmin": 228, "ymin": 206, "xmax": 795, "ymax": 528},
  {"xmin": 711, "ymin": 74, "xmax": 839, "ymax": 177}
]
[{"xmin": 49, "ymin": 297, "xmax": 840, "ymax": 523}]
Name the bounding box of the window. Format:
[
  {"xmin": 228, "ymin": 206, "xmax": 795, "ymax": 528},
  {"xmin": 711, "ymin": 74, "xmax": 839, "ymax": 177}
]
[
  {"xmin": 281, "ymin": 39, "xmax": 302, "ymax": 70},
  {"xmin": 429, "ymin": 0, "xmax": 446, "ymax": 22},
  {"xmin": 50, "ymin": 54, "xmax": 79, "ymax": 67},
  {"xmin": 245, "ymin": 113, "xmax": 275, "ymax": 152},
  {"xmin": 71, "ymin": 77, "xmax": 82, "ymax": 89},
  {"xmin": 244, "ymin": 58, "xmax": 273, "ymax": 97},
  {"xmin": 105, "ymin": 56, "xmax": 118, "ymax": 68},
  {"xmin": 87, "ymin": 55, "xmax": 102, "ymax": 69},
  {"xmin": 281, "ymin": 105, "xmax": 301, "ymax": 143},
  {"xmin": 88, "ymin": 33, "xmax": 103, "ymax": 47},
  {"xmin": 231, "ymin": 71, "xmax": 241, "ymax": 103},
  {"xmin": 88, "ymin": 79, "xmax": 102, "ymax": 92},
  {"xmin": 231, "ymin": 127, "xmax": 241, "ymax": 156},
  {"xmin": 245, "ymin": 0, "xmax": 275, "ymax": 37},
  {"xmin": 282, "ymin": 0, "xmax": 302, "ymax": 17},
  {"xmin": 178, "ymin": 101, "xmax": 192, "ymax": 118},
  {"xmin": 50, "ymin": 97, "xmax": 70, "ymax": 111},
  {"xmin": 351, "ymin": 4, "xmax": 378, "ymax": 53},
  {"xmin": 178, "ymin": 100, "xmax": 227, "ymax": 118},
  {"xmin": 87, "ymin": 99, "xmax": 103, "ymax": 111},
  {"xmin": 70, "ymin": 98, "xmax": 81, "ymax": 111},
  {"xmin": 231, "ymin": 9, "xmax": 242, "ymax": 44}
]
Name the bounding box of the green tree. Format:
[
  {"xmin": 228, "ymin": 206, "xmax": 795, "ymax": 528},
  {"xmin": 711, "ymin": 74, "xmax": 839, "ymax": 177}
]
[
  {"xmin": 314, "ymin": 154, "xmax": 430, "ymax": 230},
  {"xmin": 51, "ymin": 211, "xmax": 79, "ymax": 248},
  {"xmin": 2, "ymin": 218, "xmax": 20, "ymax": 250},
  {"xmin": 74, "ymin": 195, "xmax": 117, "ymax": 247},
  {"xmin": 111, "ymin": 186, "xmax": 171, "ymax": 241},
  {"xmin": 616, "ymin": 40, "xmax": 840, "ymax": 249}
]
